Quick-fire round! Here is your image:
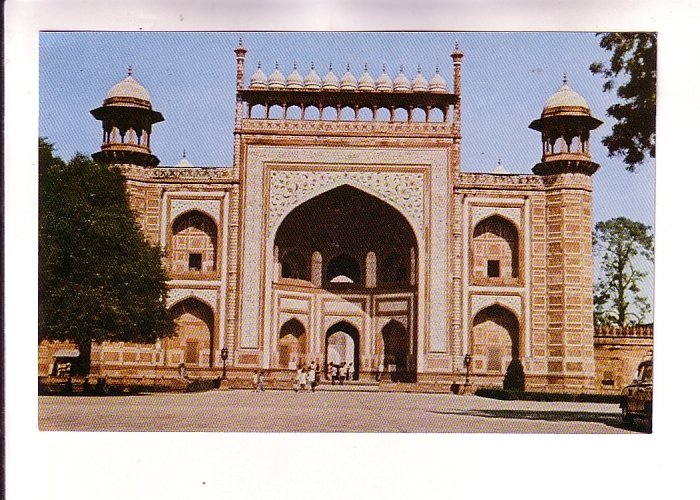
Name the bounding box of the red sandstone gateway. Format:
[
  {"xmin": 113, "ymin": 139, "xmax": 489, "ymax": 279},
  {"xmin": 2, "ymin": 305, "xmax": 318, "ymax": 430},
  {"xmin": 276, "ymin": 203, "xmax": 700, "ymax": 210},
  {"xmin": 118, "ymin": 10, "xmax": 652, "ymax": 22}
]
[{"xmin": 620, "ymin": 357, "xmax": 653, "ymax": 430}]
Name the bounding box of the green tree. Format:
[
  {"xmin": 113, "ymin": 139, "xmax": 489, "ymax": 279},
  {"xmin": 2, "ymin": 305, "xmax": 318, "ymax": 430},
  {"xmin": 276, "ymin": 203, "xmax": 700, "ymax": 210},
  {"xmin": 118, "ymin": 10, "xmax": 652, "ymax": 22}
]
[
  {"xmin": 39, "ymin": 138, "xmax": 173, "ymax": 375},
  {"xmin": 590, "ymin": 32, "xmax": 656, "ymax": 171},
  {"xmin": 593, "ymin": 217, "xmax": 654, "ymax": 327}
]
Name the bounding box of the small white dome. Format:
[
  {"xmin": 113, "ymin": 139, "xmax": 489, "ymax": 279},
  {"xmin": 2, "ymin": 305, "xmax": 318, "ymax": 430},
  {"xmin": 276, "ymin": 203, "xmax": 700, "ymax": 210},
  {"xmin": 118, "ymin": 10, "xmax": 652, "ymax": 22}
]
[
  {"xmin": 376, "ymin": 64, "xmax": 393, "ymax": 92},
  {"xmin": 493, "ymin": 160, "xmax": 509, "ymax": 174},
  {"xmin": 322, "ymin": 64, "xmax": 340, "ymax": 90},
  {"xmin": 268, "ymin": 63, "xmax": 286, "ymax": 89},
  {"xmin": 286, "ymin": 62, "xmax": 304, "ymax": 90},
  {"xmin": 411, "ymin": 66, "xmax": 429, "ymax": 92},
  {"xmin": 544, "ymin": 77, "xmax": 589, "ymax": 110},
  {"xmin": 429, "ymin": 67, "xmax": 448, "ymax": 93},
  {"xmin": 357, "ymin": 64, "xmax": 375, "ymax": 91},
  {"xmin": 393, "ymin": 65, "xmax": 411, "ymax": 92},
  {"xmin": 304, "ymin": 63, "xmax": 322, "ymax": 90},
  {"xmin": 340, "ymin": 64, "xmax": 358, "ymax": 90},
  {"xmin": 176, "ymin": 151, "xmax": 193, "ymax": 168},
  {"xmin": 106, "ymin": 69, "xmax": 151, "ymax": 103},
  {"xmin": 250, "ymin": 62, "xmax": 268, "ymax": 89}
]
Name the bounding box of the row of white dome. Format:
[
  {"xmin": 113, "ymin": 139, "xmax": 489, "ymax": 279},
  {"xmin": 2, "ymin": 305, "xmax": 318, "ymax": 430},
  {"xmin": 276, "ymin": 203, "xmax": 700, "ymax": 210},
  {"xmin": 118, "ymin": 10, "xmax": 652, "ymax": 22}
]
[{"xmin": 249, "ymin": 63, "xmax": 450, "ymax": 92}]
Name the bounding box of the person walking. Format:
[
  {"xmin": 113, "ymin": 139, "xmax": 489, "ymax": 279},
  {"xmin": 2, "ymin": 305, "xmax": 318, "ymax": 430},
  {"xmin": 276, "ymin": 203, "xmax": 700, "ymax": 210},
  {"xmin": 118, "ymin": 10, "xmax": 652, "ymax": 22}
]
[
  {"xmin": 308, "ymin": 365, "xmax": 317, "ymax": 392},
  {"xmin": 348, "ymin": 362, "xmax": 355, "ymax": 382},
  {"xmin": 252, "ymin": 370, "xmax": 260, "ymax": 391},
  {"xmin": 331, "ymin": 364, "xmax": 338, "ymax": 385}
]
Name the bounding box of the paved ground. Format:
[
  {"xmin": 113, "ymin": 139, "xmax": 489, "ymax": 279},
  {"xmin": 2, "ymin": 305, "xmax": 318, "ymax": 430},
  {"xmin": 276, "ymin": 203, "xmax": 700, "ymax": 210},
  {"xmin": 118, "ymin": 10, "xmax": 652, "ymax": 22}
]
[{"xmin": 38, "ymin": 388, "xmax": 644, "ymax": 433}]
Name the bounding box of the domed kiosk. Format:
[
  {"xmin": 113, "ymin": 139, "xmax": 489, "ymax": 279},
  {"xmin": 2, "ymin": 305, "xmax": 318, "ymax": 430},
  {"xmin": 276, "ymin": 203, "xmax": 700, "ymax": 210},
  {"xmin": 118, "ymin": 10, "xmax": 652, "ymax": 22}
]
[{"xmin": 90, "ymin": 67, "xmax": 164, "ymax": 167}]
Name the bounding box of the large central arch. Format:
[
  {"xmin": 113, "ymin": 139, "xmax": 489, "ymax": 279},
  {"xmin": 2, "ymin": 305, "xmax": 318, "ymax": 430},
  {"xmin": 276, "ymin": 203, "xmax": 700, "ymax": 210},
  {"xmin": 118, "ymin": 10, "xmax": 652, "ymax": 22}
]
[{"xmin": 270, "ymin": 184, "xmax": 419, "ymax": 380}]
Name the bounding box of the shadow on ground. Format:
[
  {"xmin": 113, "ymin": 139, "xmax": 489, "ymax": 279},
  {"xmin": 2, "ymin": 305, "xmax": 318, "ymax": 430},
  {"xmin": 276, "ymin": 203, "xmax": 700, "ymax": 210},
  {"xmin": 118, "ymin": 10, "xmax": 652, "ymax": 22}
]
[{"xmin": 430, "ymin": 408, "xmax": 649, "ymax": 433}]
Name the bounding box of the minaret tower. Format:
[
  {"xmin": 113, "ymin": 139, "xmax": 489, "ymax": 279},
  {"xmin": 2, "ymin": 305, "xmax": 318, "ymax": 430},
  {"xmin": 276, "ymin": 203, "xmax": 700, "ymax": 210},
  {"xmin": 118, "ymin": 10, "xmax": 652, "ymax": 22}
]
[
  {"xmin": 529, "ymin": 76, "xmax": 603, "ymax": 390},
  {"xmin": 90, "ymin": 66, "xmax": 164, "ymax": 167}
]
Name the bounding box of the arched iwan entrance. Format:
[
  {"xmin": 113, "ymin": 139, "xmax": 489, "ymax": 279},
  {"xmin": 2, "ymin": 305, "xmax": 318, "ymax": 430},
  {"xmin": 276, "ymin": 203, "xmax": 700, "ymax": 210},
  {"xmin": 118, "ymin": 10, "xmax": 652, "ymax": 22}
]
[
  {"xmin": 271, "ymin": 184, "xmax": 418, "ymax": 381},
  {"xmin": 471, "ymin": 304, "xmax": 520, "ymax": 380},
  {"xmin": 167, "ymin": 297, "xmax": 215, "ymax": 368},
  {"xmin": 325, "ymin": 322, "xmax": 360, "ymax": 380},
  {"xmin": 277, "ymin": 318, "xmax": 307, "ymax": 369}
]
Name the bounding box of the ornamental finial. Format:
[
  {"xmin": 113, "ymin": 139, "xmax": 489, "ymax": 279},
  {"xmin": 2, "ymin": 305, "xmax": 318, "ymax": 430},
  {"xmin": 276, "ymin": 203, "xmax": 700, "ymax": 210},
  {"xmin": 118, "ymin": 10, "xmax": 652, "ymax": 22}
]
[
  {"xmin": 127, "ymin": 65, "xmax": 133, "ymax": 76},
  {"xmin": 563, "ymin": 72, "xmax": 568, "ymax": 85}
]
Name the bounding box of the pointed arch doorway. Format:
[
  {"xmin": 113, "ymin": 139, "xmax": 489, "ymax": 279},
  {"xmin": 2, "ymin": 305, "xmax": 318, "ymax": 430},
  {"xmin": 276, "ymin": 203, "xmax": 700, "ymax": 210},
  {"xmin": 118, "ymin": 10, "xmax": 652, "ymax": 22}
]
[{"xmin": 325, "ymin": 322, "xmax": 360, "ymax": 381}]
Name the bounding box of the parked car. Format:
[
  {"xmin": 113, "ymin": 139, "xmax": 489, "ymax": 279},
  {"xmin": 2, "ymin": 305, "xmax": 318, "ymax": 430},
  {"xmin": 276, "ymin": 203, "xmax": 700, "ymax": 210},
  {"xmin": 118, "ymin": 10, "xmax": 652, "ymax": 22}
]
[{"xmin": 620, "ymin": 358, "xmax": 653, "ymax": 430}]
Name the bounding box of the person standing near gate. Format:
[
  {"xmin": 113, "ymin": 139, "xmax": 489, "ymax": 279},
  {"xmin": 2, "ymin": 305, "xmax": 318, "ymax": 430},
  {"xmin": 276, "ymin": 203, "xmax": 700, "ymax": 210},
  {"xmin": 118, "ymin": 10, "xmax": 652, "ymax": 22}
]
[{"xmin": 348, "ymin": 362, "xmax": 355, "ymax": 382}]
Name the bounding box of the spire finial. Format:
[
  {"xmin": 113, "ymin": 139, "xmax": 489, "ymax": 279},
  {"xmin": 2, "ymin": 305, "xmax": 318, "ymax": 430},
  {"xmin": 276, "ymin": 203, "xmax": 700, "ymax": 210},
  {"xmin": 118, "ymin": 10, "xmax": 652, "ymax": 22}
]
[
  {"xmin": 417, "ymin": 64, "xmax": 422, "ymax": 74},
  {"xmin": 238, "ymin": 38, "xmax": 243, "ymax": 48},
  {"xmin": 400, "ymin": 64, "xmax": 404, "ymax": 73},
  {"xmin": 275, "ymin": 61, "xmax": 279, "ymax": 70},
  {"xmin": 257, "ymin": 61, "xmax": 262, "ymax": 69},
  {"xmin": 127, "ymin": 65, "xmax": 133, "ymax": 76},
  {"xmin": 382, "ymin": 63, "xmax": 386, "ymax": 73},
  {"xmin": 364, "ymin": 62, "xmax": 368, "ymax": 72},
  {"xmin": 455, "ymin": 40, "xmax": 460, "ymax": 51},
  {"xmin": 183, "ymin": 149, "xmax": 187, "ymax": 159},
  {"xmin": 293, "ymin": 61, "xmax": 297, "ymax": 70},
  {"xmin": 346, "ymin": 63, "xmax": 350, "ymax": 72},
  {"xmin": 563, "ymin": 72, "xmax": 568, "ymax": 85},
  {"xmin": 435, "ymin": 65, "xmax": 440, "ymax": 74},
  {"xmin": 498, "ymin": 157, "xmax": 502, "ymax": 166},
  {"xmin": 329, "ymin": 62, "xmax": 333, "ymax": 72},
  {"xmin": 311, "ymin": 61, "xmax": 315, "ymax": 70}
]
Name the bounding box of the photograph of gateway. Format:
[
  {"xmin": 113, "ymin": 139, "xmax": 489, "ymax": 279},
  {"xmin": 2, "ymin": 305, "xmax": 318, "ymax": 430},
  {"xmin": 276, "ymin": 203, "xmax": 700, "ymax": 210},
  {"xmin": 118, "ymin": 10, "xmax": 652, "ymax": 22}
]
[{"xmin": 38, "ymin": 33, "xmax": 654, "ymax": 402}]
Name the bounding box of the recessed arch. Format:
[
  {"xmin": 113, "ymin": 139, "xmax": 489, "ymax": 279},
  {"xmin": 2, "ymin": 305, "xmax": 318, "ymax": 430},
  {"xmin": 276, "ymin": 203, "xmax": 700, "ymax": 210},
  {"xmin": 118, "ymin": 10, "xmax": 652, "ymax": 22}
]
[
  {"xmin": 327, "ymin": 252, "xmax": 361, "ymax": 284},
  {"xmin": 379, "ymin": 251, "xmax": 408, "ymax": 284},
  {"xmin": 471, "ymin": 304, "xmax": 520, "ymax": 375},
  {"xmin": 167, "ymin": 297, "xmax": 215, "ymax": 368},
  {"xmin": 280, "ymin": 248, "xmax": 309, "ymax": 280},
  {"xmin": 170, "ymin": 210, "xmax": 218, "ymax": 275},
  {"xmin": 472, "ymin": 215, "xmax": 519, "ymax": 280},
  {"xmin": 278, "ymin": 318, "xmax": 307, "ymax": 369},
  {"xmin": 380, "ymin": 319, "xmax": 410, "ymax": 381}
]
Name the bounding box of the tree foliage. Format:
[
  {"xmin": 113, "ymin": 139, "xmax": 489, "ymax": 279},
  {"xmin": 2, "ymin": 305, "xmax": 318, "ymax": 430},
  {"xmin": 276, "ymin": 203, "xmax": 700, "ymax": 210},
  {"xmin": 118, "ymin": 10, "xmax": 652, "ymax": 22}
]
[
  {"xmin": 593, "ymin": 217, "xmax": 654, "ymax": 327},
  {"xmin": 590, "ymin": 32, "xmax": 656, "ymax": 171},
  {"xmin": 39, "ymin": 138, "xmax": 173, "ymax": 375}
]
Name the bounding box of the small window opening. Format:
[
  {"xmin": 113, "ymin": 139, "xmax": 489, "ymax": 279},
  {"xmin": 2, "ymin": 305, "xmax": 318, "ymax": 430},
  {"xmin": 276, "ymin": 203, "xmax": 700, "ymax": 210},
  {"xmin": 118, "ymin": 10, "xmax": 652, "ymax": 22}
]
[
  {"xmin": 189, "ymin": 253, "xmax": 202, "ymax": 271},
  {"xmin": 487, "ymin": 260, "xmax": 500, "ymax": 278}
]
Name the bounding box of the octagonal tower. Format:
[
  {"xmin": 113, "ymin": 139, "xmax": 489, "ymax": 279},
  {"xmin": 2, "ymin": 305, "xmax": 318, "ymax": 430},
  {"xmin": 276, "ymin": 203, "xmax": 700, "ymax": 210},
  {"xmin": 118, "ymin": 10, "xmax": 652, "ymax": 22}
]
[{"xmin": 90, "ymin": 67, "xmax": 164, "ymax": 167}]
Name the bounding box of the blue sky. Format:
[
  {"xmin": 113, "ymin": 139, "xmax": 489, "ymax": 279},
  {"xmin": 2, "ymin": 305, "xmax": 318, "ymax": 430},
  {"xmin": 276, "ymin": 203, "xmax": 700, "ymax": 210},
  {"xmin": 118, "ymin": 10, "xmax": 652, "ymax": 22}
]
[{"xmin": 39, "ymin": 31, "xmax": 655, "ymax": 313}]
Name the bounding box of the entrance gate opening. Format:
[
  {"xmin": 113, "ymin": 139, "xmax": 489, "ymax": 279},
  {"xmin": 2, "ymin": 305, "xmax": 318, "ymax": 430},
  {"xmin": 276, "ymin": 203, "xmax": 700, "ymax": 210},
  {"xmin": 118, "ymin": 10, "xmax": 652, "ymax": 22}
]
[{"xmin": 325, "ymin": 322, "xmax": 360, "ymax": 381}]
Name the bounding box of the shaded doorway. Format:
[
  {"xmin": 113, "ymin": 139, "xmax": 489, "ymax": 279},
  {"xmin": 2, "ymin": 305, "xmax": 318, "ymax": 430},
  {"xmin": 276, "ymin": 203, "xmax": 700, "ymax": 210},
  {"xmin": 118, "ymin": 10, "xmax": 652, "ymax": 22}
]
[
  {"xmin": 325, "ymin": 321, "xmax": 360, "ymax": 380},
  {"xmin": 381, "ymin": 320, "xmax": 413, "ymax": 382}
]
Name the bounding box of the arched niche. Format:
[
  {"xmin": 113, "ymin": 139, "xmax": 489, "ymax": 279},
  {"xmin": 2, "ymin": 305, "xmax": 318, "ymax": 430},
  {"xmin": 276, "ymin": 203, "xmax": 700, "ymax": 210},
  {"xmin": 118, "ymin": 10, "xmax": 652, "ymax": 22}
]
[
  {"xmin": 170, "ymin": 210, "xmax": 218, "ymax": 276},
  {"xmin": 379, "ymin": 251, "xmax": 408, "ymax": 285},
  {"xmin": 167, "ymin": 297, "xmax": 215, "ymax": 368},
  {"xmin": 380, "ymin": 319, "xmax": 410, "ymax": 381},
  {"xmin": 471, "ymin": 215, "xmax": 519, "ymax": 282},
  {"xmin": 278, "ymin": 318, "xmax": 307, "ymax": 369},
  {"xmin": 327, "ymin": 253, "xmax": 361, "ymax": 284},
  {"xmin": 280, "ymin": 249, "xmax": 310, "ymax": 280},
  {"xmin": 471, "ymin": 304, "xmax": 520, "ymax": 375}
]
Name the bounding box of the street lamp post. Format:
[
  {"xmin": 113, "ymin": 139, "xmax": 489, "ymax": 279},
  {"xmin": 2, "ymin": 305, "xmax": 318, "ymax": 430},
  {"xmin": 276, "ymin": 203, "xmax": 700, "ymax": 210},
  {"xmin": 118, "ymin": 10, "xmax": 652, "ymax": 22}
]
[
  {"xmin": 463, "ymin": 353, "xmax": 472, "ymax": 387},
  {"xmin": 221, "ymin": 348, "xmax": 229, "ymax": 380}
]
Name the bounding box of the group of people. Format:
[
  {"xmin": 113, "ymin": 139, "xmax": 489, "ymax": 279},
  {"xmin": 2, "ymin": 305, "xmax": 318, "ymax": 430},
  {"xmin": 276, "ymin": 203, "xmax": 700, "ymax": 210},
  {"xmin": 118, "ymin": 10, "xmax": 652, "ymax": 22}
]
[
  {"xmin": 251, "ymin": 360, "xmax": 358, "ymax": 392},
  {"xmin": 293, "ymin": 363, "xmax": 318, "ymax": 392},
  {"xmin": 327, "ymin": 361, "xmax": 354, "ymax": 384}
]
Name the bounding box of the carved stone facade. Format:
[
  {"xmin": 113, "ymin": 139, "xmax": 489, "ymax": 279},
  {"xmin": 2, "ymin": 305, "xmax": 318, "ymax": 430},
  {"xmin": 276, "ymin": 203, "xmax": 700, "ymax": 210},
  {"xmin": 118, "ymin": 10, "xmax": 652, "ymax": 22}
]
[{"xmin": 40, "ymin": 42, "xmax": 643, "ymax": 394}]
